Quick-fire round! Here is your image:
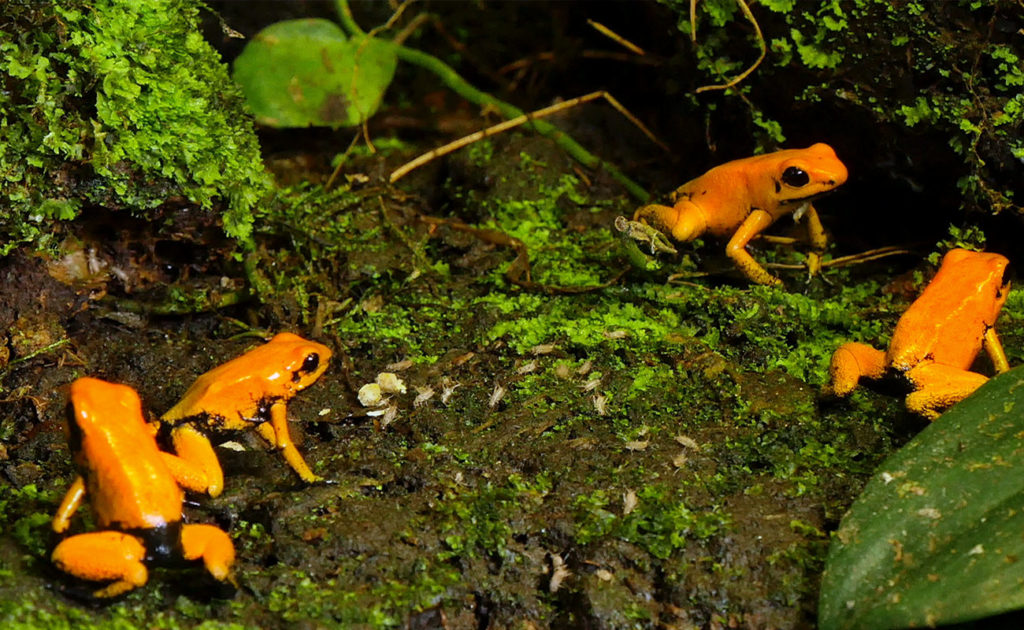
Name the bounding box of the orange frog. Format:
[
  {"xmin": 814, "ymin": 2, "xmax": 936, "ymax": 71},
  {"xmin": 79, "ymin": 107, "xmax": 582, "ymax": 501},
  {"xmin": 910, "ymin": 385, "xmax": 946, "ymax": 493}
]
[
  {"xmin": 52, "ymin": 377, "xmax": 234, "ymax": 598},
  {"xmin": 826, "ymin": 248, "xmax": 1011, "ymax": 419},
  {"xmin": 626, "ymin": 143, "xmax": 848, "ymax": 286},
  {"xmin": 161, "ymin": 332, "xmax": 332, "ymax": 495}
]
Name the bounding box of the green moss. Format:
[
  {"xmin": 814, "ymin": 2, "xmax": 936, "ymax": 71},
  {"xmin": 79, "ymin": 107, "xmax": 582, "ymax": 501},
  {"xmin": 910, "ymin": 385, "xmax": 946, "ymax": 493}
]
[
  {"xmin": 765, "ymin": 531, "xmax": 829, "ymax": 607},
  {"xmin": 0, "ymin": 483, "xmax": 62, "ymax": 560},
  {"xmin": 0, "ymin": 591, "xmax": 148, "ymax": 630},
  {"xmin": 261, "ymin": 566, "xmax": 458, "ymax": 626},
  {"xmin": 465, "ymin": 137, "xmax": 495, "ymax": 165},
  {"xmin": 574, "ymin": 484, "xmax": 730, "ymax": 559},
  {"xmin": 480, "ymin": 293, "xmax": 692, "ymax": 357},
  {"xmin": 0, "ymin": 0, "xmax": 269, "ymax": 252},
  {"xmin": 484, "ymin": 173, "xmax": 616, "ymax": 287},
  {"xmin": 332, "ymin": 290, "xmax": 477, "ymax": 361},
  {"xmin": 434, "ymin": 474, "xmax": 551, "ymax": 559},
  {"xmin": 479, "ymin": 277, "xmax": 888, "ymax": 386}
]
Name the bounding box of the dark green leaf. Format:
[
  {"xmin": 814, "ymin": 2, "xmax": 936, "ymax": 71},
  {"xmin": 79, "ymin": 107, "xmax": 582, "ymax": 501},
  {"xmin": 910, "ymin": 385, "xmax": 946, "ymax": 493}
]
[
  {"xmin": 819, "ymin": 366, "xmax": 1024, "ymax": 630},
  {"xmin": 232, "ymin": 18, "xmax": 397, "ymax": 128}
]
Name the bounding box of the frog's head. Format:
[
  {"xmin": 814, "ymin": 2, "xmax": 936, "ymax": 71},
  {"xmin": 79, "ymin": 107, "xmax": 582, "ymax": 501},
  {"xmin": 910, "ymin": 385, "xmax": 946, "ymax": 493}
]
[
  {"xmin": 942, "ymin": 248, "xmax": 1011, "ymax": 318},
  {"xmin": 774, "ymin": 143, "xmax": 848, "ymax": 206},
  {"xmin": 66, "ymin": 377, "xmax": 149, "ymax": 455},
  {"xmin": 269, "ymin": 332, "xmax": 333, "ymax": 390}
]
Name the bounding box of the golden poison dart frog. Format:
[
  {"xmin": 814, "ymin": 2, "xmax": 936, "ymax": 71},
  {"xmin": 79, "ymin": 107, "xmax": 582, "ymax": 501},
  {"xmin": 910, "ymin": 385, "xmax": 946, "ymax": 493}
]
[
  {"xmin": 628, "ymin": 143, "xmax": 848, "ymax": 286},
  {"xmin": 161, "ymin": 332, "xmax": 332, "ymax": 495},
  {"xmin": 51, "ymin": 377, "xmax": 235, "ymax": 598},
  {"xmin": 826, "ymin": 249, "xmax": 1011, "ymax": 419}
]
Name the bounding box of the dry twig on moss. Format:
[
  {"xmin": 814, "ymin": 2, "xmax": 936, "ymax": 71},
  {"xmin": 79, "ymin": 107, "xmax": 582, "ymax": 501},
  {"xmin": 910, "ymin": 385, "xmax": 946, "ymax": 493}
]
[{"xmin": 335, "ymin": 0, "xmax": 654, "ymax": 201}]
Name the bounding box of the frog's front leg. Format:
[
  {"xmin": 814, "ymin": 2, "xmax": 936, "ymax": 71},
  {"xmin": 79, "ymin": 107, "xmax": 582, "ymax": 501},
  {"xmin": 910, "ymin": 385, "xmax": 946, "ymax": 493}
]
[
  {"xmin": 825, "ymin": 342, "xmax": 887, "ymax": 396},
  {"xmin": 256, "ymin": 403, "xmax": 322, "ymax": 483},
  {"xmin": 797, "ymin": 203, "xmax": 828, "ymax": 278},
  {"xmin": 725, "ymin": 210, "xmax": 780, "ymax": 286},
  {"xmin": 52, "ymin": 475, "xmax": 86, "ymax": 534},
  {"xmin": 904, "ymin": 361, "xmax": 989, "ymax": 420},
  {"xmin": 180, "ymin": 523, "xmax": 236, "ymax": 585},
  {"xmin": 633, "ymin": 200, "xmax": 708, "ymax": 243},
  {"xmin": 51, "ymin": 530, "xmax": 148, "ymax": 598},
  {"xmin": 169, "ymin": 424, "xmax": 224, "ymax": 497},
  {"xmin": 983, "ymin": 327, "xmax": 1010, "ymax": 374}
]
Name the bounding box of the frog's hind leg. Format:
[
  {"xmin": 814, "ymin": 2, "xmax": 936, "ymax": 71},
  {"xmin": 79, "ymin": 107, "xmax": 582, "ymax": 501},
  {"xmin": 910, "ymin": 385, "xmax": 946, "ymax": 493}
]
[
  {"xmin": 904, "ymin": 362, "xmax": 989, "ymax": 420},
  {"xmin": 633, "ymin": 200, "xmax": 708, "ymax": 243},
  {"xmin": 180, "ymin": 523, "xmax": 235, "ymax": 585},
  {"xmin": 52, "ymin": 531, "xmax": 148, "ymax": 598},
  {"xmin": 168, "ymin": 424, "xmax": 224, "ymax": 498},
  {"xmin": 825, "ymin": 342, "xmax": 886, "ymax": 397}
]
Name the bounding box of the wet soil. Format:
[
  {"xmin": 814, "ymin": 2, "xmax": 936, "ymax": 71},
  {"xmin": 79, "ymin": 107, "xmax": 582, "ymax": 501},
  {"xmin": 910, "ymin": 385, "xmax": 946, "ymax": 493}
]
[
  {"xmin": 0, "ymin": 132, "xmax": 913, "ymax": 629},
  {"xmin": 3, "ymin": 2, "xmax": 1024, "ymax": 629}
]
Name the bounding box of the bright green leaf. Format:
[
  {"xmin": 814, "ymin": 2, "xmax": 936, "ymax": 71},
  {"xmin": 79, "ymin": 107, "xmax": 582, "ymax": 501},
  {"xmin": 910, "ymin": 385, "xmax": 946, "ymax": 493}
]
[
  {"xmin": 819, "ymin": 366, "xmax": 1024, "ymax": 630},
  {"xmin": 232, "ymin": 18, "xmax": 397, "ymax": 128}
]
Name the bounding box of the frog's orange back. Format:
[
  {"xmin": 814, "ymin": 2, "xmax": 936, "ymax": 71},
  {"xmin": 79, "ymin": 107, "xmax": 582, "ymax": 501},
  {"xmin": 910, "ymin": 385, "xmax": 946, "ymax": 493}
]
[
  {"xmin": 68, "ymin": 378, "xmax": 182, "ymax": 529},
  {"xmin": 888, "ymin": 249, "xmax": 1009, "ymax": 371},
  {"xmin": 162, "ymin": 333, "xmax": 332, "ymax": 424},
  {"xmin": 674, "ymin": 143, "xmax": 848, "ymax": 235}
]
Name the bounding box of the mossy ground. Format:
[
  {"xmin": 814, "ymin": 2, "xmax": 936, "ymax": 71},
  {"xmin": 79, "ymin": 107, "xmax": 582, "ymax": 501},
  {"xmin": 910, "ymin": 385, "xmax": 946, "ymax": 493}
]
[
  {"xmin": 3, "ymin": 130, "xmax": 1022, "ymax": 628},
  {"xmin": 3, "ymin": 1, "xmax": 1024, "ymax": 628}
]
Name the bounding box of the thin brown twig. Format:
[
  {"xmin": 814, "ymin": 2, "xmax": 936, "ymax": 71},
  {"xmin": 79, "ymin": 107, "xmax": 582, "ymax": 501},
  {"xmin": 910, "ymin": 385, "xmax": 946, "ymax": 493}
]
[
  {"xmin": 689, "ymin": 0, "xmax": 699, "ymax": 44},
  {"xmin": 664, "ymin": 247, "xmax": 910, "ymax": 284},
  {"xmin": 393, "ymin": 11, "xmax": 429, "ymax": 45},
  {"xmin": 586, "ymin": 19, "xmax": 646, "ymax": 55},
  {"xmin": 338, "ymin": 0, "xmax": 650, "ymax": 199},
  {"xmin": 390, "ymin": 91, "xmax": 669, "ymax": 183},
  {"xmin": 763, "ymin": 246, "xmax": 911, "ymax": 270},
  {"xmin": 694, "ymin": 0, "xmax": 766, "ymax": 94},
  {"xmin": 346, "ymin": 0, "xmax": 412, "ymax": 149},
  {"xmin": 822, "ymin": 246, "xmax": 912, "ymax": 268},
  {"xmin": 367, "ymin": 0, "xmax": 412, "ymax": 37},
  {"xmin": 667, "ymin": 270, "xmax": 712, "ymax": 283},
  {"xmin": 325, "ymin": 130, "xmax": 363, "ymax": 191}
]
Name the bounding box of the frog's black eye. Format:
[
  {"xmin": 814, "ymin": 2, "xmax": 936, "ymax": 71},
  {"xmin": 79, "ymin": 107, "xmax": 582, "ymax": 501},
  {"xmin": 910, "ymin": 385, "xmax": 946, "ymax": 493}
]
[
  {"xmin": 301, "ymin": 352, "xmax": 320, "ymax": 373},
  {"xmin": 782, "ymin": 167, "xmax": 810, "ymax": 187}
]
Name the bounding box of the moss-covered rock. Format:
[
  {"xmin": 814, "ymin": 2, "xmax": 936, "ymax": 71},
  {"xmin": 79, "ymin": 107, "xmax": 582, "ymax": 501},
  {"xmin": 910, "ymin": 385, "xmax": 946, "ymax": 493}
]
[{"xmin": 0, "ymin": 0, "xmax": 269, "ymax": 254}]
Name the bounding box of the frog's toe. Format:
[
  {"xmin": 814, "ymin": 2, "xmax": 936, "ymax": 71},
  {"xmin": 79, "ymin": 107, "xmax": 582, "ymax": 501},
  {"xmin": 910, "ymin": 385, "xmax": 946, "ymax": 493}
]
[
  {"xmin": 804, "ymin": 252, "xmax": 822, "ymax": 278},
  {"xmin": 299, "ymin": 471, "xmax": 328, "ymax": 485},
  {"xmin": 809, "ymin": 258, "xmax": 822, "ymax": 276},
  {"xmin": 303, "ymin": 475, "xmax": 336, "ymax": 488}
]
